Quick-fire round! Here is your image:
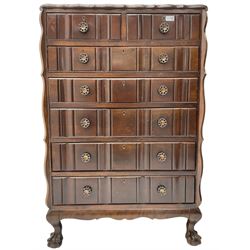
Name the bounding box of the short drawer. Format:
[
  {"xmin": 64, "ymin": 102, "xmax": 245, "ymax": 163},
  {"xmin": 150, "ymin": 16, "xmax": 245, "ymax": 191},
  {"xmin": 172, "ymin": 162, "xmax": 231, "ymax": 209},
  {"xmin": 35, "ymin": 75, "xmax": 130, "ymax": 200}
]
[
  {"xmin": 52, "ymin": 176, "xmax": 195, "ymax": 205},
  {"xmin": 126, "ymin": 14, "xmax": 201, "ymax": 40},
  {"xmin": 51, "ymin": 142, "xmax": 196, "ymax": 171},
  {"xmin": 48, "ymin": 78, "xmax": 198, "ymax": 103},
  {"xmin": 47, "ymin": 14, "xmax": 122, "ymax": 40},
  {"xmin": 47, "ymin": 46, "xmax": 199, "ymax": 72},
  {"xmin": 50, "ymin": 108, "xmax": 197, "ymax": 137}
]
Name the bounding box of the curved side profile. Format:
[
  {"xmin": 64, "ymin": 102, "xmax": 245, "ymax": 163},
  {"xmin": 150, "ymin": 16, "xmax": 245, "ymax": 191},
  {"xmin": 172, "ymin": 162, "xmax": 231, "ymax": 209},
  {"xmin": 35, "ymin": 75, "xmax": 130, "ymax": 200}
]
[{"xmin": 40, "ymin": 4, "xmax": 207, "ymax": 248}]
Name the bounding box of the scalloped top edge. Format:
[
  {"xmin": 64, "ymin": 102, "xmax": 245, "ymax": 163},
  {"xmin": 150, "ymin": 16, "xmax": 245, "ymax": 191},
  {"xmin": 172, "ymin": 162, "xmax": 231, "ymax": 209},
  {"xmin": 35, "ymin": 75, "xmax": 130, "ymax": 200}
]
[{"xmin": 40, "ymin": 4, "xmax": 208, "ymax": 11}]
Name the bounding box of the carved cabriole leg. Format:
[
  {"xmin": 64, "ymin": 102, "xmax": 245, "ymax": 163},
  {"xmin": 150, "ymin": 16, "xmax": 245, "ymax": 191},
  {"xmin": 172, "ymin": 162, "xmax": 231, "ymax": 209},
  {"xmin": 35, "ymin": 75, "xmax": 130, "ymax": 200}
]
[
  {"xmin": 47, "ymin": 211, "xmax": 63, "ymax": 248},
  {"xmin": 45, "ymin": 208, "xmax": 201, "ymax": 247},
  {"xmin": 185, "ymin": 208, "xmax": 202, "ymax": 246}
]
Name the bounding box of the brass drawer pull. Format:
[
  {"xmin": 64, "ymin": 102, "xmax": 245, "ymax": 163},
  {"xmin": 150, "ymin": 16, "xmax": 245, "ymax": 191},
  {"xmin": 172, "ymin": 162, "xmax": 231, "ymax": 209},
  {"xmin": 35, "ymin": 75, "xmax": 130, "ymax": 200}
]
[
  {"xmin": 158, "ymin": 85, "xmax": 169, "ymax": 96},
  {"xmin": 81, "ymin": 152, "xmax": 91, "ymax": 163},
  {"xmin": 157, "ymin": 185, "xmax": 167, "ymax": 196},
  {"xmin": 79, "ymin": 53, "xmax": 89, "ymax": 64},
  {"xmin": 79, "ymin": 17, "xmax": 89, "ymax": 33},
  {"xmin": 80, "ymin": 118, "xmax": 90, "ymax": 128},
  {"xmin": 158, "ymin": 54, "xmax": 169, "ymax": 64},
  {"xmin": 157, "ymin": 152, "xmax": 167, "ymax": 162},
  {"xmin": 159, "ymin": 22, "xmax": 170, "ymax": 34},
  {"xmin": 157, "ymin": 117, "xmax": 168, "ymax": 128},
  {"xmin": 80, "ymin": 85, "xmax": 90, "ymax": 96},
  {"xmin": 82, "ymin": 185, "xmax": 92, "ymax": 196}
]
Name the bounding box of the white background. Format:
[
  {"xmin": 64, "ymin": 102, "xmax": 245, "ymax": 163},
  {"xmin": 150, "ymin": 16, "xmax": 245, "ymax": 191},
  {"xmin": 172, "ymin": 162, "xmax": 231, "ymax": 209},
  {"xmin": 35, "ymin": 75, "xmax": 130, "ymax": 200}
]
[{"xmin": 0, "ymin": 0, "xmax": 250, "ymax": 249}]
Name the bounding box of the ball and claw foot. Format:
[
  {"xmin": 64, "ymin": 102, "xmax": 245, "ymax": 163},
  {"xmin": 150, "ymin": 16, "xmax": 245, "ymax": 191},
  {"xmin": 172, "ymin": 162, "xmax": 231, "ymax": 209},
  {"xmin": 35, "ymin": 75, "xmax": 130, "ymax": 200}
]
[
  {"xmin": 47, "ymin": 219, "xmax": 63, "ymax": 248},
  {"xmin": 185, "ymin": 209, "xmax": 202, "ymax": 246},
  {"xmin": 186, "ymin": 228, "xmax": 201, "ymax": 246},
  {"xmin": 47, "ymin": 232, "xmax": 63, "ymax": 248}
]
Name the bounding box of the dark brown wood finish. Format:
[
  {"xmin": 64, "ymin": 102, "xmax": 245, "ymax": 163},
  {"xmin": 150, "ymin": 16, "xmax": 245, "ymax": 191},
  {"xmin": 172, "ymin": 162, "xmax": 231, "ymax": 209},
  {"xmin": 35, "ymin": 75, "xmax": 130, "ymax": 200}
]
[
  {"xmin": 49, "ymin": 108, "xmax": 197, "ymax": 137},
  {"xmin": 52, "ymin": 175, "xmax": 195, "ymax": 205},
  {"xmin": 47, "ymin": 46, "xmax": 199, "ymax": 72},
  {"xmin": 40, "ymin": 4, "xmax": 207, "ymax": 248},
  {"xmin": 51, "ymin": 142, "xmax": 196, "ymax": 171},
  {"xmin": 46, "ymin": 13, "xmax": 200, "ymax": 41}
]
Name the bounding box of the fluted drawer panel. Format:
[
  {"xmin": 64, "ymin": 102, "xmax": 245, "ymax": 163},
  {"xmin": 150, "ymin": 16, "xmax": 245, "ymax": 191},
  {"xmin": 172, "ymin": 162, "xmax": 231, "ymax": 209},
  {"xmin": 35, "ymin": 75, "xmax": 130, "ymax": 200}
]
[
  {"xmin": 47, "ymin": 14, "xmax": 121, "ymax": 40},
  {"xmin": 127, "ymin": 14, "xmax": 201, "ymax": 40},
  {"xmin": 48, "ymin": 78, "xmax": 198, "ymax": 103},
  {"xmin": 47, "ymin": 47, "xmax": 199, "ymax": 72},
  {"xmin": 50, "ymin": 108, "xmax": 197, "ymax": 137},
  {"xmin": 51, "ymin": 142, "xmax": 196, "ymax": 171},
  {"xmin": 46, "ymin": 13, "xmax": 200, "ymax": 41},
  {"xmin": 52, "ymin": 176, "xmax": 195, "ymax": 205}
]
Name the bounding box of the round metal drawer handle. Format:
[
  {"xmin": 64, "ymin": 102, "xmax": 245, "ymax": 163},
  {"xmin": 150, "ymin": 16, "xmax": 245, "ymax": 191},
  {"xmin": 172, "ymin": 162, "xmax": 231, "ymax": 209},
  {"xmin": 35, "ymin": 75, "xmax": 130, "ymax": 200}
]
[
  {"xmin": 157, "ymin": 117, "xmax": 168, "ymax": 128},
  {"xmin": 80, "ymin": 118, "xmax": 90, "ymax": 128},
  {"xmin": 157, "ymin": 185, "xmax": 167, "ymax": 196},
  {"xmin": 80, "ymin": 85, "xmax": 90, "ymax": 96},
  {"xmin": 79, "ymin": 20, "xmax": 89, "ymax": 33},
  {"xmin": 82, "ymin": 185, "xmax": 92, "ymax": 196},
  {"xmin": 159, "ymin": 22, "xmax": 170, "ymax": 34},
  {"xmin": 158, "ymin": 85, "xmax": 169, "ymax": 96},
  {"xmin": 81, "ymin": 152, "xmax": 91, "ymax": 163},
  {"xmin": 79, "ymin": 53, "xmax": 89, "ymax": 64},
  {"xmin": 157, "ymin": 152, "xmax": 167, "ymax": 162},
  {"xmin": 158, "ymin": 54, "xmax": 169, "ymax": 64}
]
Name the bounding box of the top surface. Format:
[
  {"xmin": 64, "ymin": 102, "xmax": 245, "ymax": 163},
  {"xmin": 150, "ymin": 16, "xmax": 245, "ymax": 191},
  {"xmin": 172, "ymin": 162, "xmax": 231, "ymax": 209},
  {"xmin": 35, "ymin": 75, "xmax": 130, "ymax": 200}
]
[{"xmin": 40, "ymin": 4, "xmax": 208, "ymax": 11}]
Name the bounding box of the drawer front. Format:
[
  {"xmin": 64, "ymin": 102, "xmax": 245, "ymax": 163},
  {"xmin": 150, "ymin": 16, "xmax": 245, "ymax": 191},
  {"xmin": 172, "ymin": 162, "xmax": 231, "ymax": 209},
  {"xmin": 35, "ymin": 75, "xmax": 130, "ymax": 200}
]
[
  {"xmin": 52, "ymin": 176, "xmax": 195, "ymax": 205},
  {"xmin": 47, "ymin": 47, "xmax": 199, "ymax": 72},
  {"xmin": 51, "ymin": 142, "xmax": 196, "ymax": 171},
  {"xmin": 111, "ymin": 178, "xmax": 138, "ymax": 203},
  {"xmin": 47, "ymin": 14, "xmax": 121, "ymax": 40},
  {"xmin": 149, "ymin": 176, "xmax": 195, "ymax": 203},
  {"xmin": 46, "ymin": 13, "xmax": 200, "ymax": 41},
  {"xmin": 50, "ymin": 108, "xmax": 197, "ymax": 137},
  {"xmin": 127, "ymin": 14, "xmax": 200, "ymax": 40},
  {"xmin": 48, "ymin": 78, "xmax": 198, "ymax": 103}
]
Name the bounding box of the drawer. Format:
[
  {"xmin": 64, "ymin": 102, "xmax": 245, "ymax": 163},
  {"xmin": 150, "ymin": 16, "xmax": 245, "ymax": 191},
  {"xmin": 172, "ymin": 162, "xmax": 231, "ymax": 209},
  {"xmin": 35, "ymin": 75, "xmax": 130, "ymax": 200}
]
[
  {"xmin": 48, "ymin": 78, "xmax": 198, "ymax": 103},
  {"xmin": 51, "ymin": 142, "xmax": 196, "ymax": 171},
  {"xmin": 50, "ymin": 108, "xmax": 197, "ymax": 137},
  {"xmin": 47, "ymin": 47, "xmax": 199, "ymax": 72},
  {"xmin": 47, "ymin": 14, "xmax": 121, "ymax": 40},
  {"xmin": 46, "ymin": 13, "xmax": 200, "ymax": 41},
  {"xmin": 52, "ymin": 176, "xmax": 195, "ymax": 205},
  {"xmin": 127, "ymin": 14, "xmax": 201, "ymax": 40}
]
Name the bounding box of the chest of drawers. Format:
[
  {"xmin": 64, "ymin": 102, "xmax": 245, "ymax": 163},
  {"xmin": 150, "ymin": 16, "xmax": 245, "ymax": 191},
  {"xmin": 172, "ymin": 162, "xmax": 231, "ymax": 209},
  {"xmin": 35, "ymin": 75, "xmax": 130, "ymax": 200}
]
[{"xmin": 40, "ymin": 4, "xmax": 207, "ymax": 248}]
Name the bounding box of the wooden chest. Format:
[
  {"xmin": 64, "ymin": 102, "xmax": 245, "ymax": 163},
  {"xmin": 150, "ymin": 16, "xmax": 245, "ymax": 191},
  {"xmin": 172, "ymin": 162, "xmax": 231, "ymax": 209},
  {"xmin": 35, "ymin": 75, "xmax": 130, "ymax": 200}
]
[{"xmin": 40, "ymin": 4, "xmax": 207, "ymax": 248}]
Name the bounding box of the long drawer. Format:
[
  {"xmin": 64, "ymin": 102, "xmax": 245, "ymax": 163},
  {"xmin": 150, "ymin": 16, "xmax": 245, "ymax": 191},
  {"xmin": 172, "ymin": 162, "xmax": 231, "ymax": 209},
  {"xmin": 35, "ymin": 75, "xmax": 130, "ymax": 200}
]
[
  {"xmin": 50, "ymin": 108, "xmax": 197, "ymax": 137},
  {"xmin": 46, "ymin": 13, "xmax": 201, "ymax": 41},
  {"xmin": 52, "ymin": 176, "xmax": 195, "ymax": 205},
  {"xmin": 48, "ymin": 78, "xmax": 198, "ymax": 103},
  {"xmin": 51, "ymin": 142, "xmax": 196, "ymax": 171},
  {"xmin": 47, "ymin": 46, "xmax": 199, "ymax": 72}
]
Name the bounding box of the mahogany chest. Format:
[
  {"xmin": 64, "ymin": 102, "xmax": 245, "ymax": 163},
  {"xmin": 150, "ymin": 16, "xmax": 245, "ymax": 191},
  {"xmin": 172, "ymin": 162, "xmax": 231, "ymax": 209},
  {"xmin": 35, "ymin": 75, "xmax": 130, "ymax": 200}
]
[{"xmin": 40, "ymin": 4, "xmax": 207, "ymax": 248}]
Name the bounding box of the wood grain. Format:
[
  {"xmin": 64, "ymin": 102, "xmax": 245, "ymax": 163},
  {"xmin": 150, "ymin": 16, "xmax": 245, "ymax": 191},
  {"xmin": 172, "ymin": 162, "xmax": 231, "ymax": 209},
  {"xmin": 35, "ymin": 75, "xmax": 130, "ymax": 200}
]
[
  {"xmin": 51, "ymin": 176, "xmax": 195, "ymax": 205},
  {"xmin": 47, "ymin": 46, "xmax": 199, "ymax": 72},
  {"xmin": 195, "ymin": 9, "xmax": 207, "ymax": 206},
  {"xmin": 40, "ymin": 4, "xmax": 208, "ymax": 11},
  {"xmin": 41, "ymin": 5, "xmax": 207, "ymax": 247},
  {"xmin": 51, "ymin": 142, "xmax": 196, "ymax": 171}
]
